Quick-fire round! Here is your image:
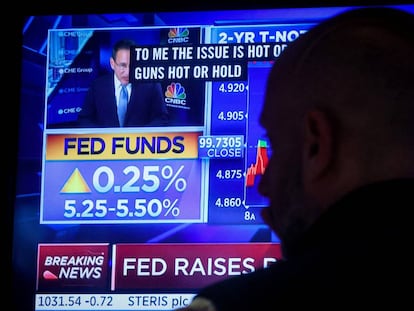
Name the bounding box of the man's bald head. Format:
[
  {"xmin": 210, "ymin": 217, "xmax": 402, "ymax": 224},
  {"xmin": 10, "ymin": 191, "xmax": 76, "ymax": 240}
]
[{"xmin": 259, "ymin": 7, "xmax": 414, "ymax": 254}]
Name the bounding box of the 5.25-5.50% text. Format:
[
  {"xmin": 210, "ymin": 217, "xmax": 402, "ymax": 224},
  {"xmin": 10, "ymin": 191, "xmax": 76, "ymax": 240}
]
[{"xmin": 64, "ymin": 197, "xmax": 180, "ymax": 219}]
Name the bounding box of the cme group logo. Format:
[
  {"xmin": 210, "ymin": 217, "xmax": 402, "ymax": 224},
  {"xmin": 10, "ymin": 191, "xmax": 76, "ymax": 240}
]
[
  {"xmin": 58, "ymin": 106, "xmax": 82, "ymax": 115},
  {"xmin": 168, "ymin": 28, "xmax": 190, "ymax": 43},
  {"xmin": 164, "ymin": 82, "xmax": 188, "ymax": 109}
]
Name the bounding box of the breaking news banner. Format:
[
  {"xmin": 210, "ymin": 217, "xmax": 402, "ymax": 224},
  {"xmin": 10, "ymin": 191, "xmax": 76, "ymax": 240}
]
[{"xmin": 35, "ymin": 243, "xmax": 282, "ymax": 310}]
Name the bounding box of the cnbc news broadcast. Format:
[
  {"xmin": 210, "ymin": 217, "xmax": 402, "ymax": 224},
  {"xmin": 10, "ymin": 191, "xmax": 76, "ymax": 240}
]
[{"xmin": 11, "ymin": 2, "xmax": 414, "ymax": 310}]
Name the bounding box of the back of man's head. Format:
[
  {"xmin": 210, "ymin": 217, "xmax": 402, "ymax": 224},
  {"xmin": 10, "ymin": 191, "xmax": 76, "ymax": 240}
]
[{"xmin": 264, "ymin": 6, "xmax": 414, "ymax": 188}]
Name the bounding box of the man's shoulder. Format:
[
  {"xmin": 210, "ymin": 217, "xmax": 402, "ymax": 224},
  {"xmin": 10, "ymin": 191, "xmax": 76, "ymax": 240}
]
[
  {"xmin": 133, "ymin": 81, "xmax": 162, "ymax": 91},
  {"xmin": 196, "ymin": 260, "xmax": 289, "ymax": 298},
  {"xmin": 91, "ymin": 73, "xmax": 114, "ymax": 87}
]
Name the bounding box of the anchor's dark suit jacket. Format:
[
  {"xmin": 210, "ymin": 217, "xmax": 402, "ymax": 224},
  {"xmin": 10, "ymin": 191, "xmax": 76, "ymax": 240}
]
[{"xmin": 77, "ymin": 74, "xmax": 169, "ymax": 127}]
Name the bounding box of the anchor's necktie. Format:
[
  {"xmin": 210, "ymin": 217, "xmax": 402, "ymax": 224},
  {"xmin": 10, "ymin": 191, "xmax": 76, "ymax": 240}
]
[{"xmin": 118, "ymin": 84, "xmax": 128, "ymax": 126}]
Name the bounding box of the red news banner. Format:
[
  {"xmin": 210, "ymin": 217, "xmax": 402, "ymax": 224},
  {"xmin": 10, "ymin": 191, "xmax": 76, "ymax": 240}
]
[
  {"xmin": 112, "ymin": 242, "xmax": 282, "ymax": 289},
  {"xmin": 38, "ymin": 243, "xmax": 281, "ymax": 291},
  {"xmin": 36, "ymin": 242, "xmax": 281, "ymax": 309}
]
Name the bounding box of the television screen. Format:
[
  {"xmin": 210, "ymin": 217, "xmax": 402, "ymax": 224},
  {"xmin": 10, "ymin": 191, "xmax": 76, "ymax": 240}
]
[{"xmin": 11, "ymin": 2, "xmax": 414, "ymax": 310}]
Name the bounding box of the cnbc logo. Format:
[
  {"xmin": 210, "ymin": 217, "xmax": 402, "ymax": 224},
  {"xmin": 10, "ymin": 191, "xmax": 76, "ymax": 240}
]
[
  {"xmin": 164, "ymin": 82, "xmax": 187, "ymax": 108},
  {"xmin": 168, "ymin": 27, "xmax": 189, "ymax": 43}
]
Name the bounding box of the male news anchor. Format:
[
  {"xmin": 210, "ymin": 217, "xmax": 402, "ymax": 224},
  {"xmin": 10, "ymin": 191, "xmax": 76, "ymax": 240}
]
[{"xmin": 76, "ymin": 39, "xmax": 169, "ymax": 128}]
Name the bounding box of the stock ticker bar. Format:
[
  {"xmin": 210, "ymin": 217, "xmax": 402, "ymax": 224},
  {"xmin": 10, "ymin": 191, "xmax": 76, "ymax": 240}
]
[
  {"xmin": 36, "ymin": 293, "xmax": 196, "ymax": 310},
  {"xmin": 35, "ymin": 242, "xmax": 282, "ymax": 310}
]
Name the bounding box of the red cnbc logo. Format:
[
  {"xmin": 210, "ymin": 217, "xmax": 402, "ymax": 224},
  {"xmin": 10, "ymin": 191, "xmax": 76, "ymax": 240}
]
[{"xmin": 43, "ymin": 270, "xmax": 58, "ymax": 280}]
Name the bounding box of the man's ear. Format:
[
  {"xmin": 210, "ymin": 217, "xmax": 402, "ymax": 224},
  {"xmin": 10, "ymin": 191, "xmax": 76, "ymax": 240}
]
[
  {"xmin": 303, "ymin": 109, "xmax": 334, "ymax": 181},
  {"xmin": 109, "ymin": 57, "xmax": 115, "ymax": 71}
]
